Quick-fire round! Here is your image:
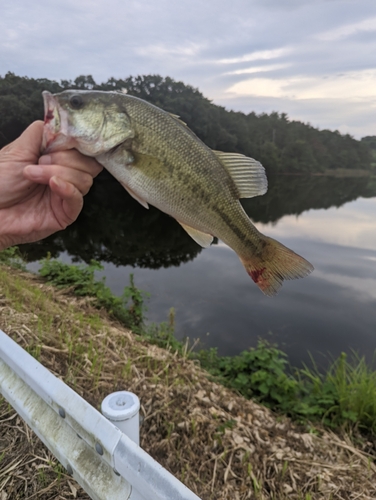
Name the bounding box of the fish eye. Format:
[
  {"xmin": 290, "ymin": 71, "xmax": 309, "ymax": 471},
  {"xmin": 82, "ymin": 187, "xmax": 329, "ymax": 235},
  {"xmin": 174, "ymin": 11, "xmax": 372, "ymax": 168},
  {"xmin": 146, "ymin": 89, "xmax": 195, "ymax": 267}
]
[{"xmin": 69, "ymin": 95, "xmax": 84, "ymax": 109}]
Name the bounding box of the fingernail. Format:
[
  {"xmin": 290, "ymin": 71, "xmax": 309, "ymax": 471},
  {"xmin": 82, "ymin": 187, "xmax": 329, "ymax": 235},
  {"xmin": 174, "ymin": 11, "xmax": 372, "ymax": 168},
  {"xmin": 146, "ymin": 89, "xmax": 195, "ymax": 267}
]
[
  {"xmin": 39, "ymin": 155, "xmax": 52, "ymax": 165},
  {"xmin": 25, "ymin": 165, "xmax": 44, "ymax": 177},
  {"xmin": 52, "ymin": 175, "xmax": 60, "ymax": 186},
  {"xmin": 52, "ymin": 176, "xmax": 67, "ymax": 189}
]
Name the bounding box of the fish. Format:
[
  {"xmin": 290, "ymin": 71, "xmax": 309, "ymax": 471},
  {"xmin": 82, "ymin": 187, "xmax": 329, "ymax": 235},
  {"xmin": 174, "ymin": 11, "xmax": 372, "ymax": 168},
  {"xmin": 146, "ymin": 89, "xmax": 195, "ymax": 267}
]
[{"xmin": 42, "ymin": 89, "xmax": 313, "ymax": 296}]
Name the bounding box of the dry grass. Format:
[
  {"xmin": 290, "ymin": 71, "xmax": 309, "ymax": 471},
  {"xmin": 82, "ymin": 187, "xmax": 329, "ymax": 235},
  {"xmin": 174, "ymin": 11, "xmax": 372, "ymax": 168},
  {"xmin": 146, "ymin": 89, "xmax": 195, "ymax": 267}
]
[{"xmin": 0, "ymin": 266, "xmax": 376, "ymax": 499}]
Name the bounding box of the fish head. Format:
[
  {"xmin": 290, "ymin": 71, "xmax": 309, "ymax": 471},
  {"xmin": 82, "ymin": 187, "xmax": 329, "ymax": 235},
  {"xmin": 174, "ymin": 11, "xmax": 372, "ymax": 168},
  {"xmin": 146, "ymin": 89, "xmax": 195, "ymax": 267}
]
[{"xmin": 42, "ymin": 90, "xmax": 133, "ymax": 156}]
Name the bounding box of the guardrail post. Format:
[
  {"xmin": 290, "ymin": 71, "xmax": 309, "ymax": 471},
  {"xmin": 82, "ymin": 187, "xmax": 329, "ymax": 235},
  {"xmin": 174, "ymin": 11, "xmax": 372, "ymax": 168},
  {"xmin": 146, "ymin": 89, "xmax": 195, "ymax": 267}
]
[
  {"xmin": 101, "ymin": 391, "xmax": 146, "ymax": 500},
  {"xmin": 102, "ymin": 391, "xmax": 140, "ymax": 445}
]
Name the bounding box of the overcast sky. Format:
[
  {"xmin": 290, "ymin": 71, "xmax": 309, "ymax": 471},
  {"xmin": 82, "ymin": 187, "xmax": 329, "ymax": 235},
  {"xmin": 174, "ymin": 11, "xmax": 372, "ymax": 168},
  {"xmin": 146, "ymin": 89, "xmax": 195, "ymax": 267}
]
[{"xmin": 1, "ymin": 0, "xmax": 376, "ymax": 138}]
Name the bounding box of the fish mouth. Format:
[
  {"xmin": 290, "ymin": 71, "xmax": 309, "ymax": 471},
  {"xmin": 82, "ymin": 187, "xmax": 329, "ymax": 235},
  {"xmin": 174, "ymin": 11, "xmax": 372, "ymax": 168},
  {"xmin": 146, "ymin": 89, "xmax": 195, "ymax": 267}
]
[{"xmin": 42, "ymin": 91, "xmax": 61, "ymax": 153}]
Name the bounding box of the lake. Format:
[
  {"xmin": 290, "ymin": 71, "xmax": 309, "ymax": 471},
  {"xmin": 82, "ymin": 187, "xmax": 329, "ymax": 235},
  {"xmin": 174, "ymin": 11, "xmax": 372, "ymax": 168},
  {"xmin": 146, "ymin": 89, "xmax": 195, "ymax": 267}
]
[{"xmin": 22, "ymin": 172, "xmax": 376, "ymax": 370}]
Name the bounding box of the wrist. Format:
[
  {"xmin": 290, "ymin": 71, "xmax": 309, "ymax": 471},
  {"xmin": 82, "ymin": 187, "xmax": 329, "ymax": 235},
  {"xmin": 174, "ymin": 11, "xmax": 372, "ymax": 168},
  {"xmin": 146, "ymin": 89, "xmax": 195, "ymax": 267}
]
[{"xmin": 0, "ymin": 235, "xmax": 16, "ymax": 251}]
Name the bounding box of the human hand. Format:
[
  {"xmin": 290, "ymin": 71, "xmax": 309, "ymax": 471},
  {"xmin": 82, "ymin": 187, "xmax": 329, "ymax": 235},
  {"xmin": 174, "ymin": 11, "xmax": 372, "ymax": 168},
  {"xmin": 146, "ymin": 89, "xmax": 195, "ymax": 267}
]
[{"xmin": 0, "ymin": 121, "xmax": 102, "ymax": 250}]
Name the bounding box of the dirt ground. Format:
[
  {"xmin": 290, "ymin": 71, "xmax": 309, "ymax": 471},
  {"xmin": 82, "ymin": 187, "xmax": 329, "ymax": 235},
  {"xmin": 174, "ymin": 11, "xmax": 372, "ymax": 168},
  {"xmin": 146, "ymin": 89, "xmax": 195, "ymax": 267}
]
[{"xmin": 0, "ymin": 267, "xmax": 375, "ymax": 499}]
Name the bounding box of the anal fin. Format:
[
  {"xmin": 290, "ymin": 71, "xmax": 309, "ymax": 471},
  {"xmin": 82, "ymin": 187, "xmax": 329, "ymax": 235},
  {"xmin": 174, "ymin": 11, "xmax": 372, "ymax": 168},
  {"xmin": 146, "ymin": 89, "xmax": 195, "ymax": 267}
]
[{"xmin": 177, "ymin": 221, "xmax": 213, "ymax": 248}]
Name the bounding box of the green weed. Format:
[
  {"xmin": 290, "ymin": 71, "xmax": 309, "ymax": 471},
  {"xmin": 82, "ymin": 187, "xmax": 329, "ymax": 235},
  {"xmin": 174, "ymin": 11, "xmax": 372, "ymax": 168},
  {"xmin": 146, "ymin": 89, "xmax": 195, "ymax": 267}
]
[
  {"xmin": 196, "ymin": 341, "xmax": 376, "ymax": 434},
  {"xmin": 215, "ymin": 419, "xmax": 237, "ymax": 435},
  {"xmin": 37, "ymin": 468, "xmax": 48, "ymax": 487},
  {"xmin": 144, "ymin": 308, "xmax": 184, "ymax": 352},
  {"xmin": 38, "ymin": 257, "xmax": 148, "ymax": 331},
  {"xmin": 296, "ymin": 352, "xmax": 376, "ymax": 431},
  {"xmin": 51, "ymin": 461, "xmax": 65, "ymax": 483},
  {"xmin": 196, "ymin": 340, "xmax": 299, "ymax": 407},
  {"xmin": 0, "ymin": 246, "xmax": 26, "ymax": 270}
]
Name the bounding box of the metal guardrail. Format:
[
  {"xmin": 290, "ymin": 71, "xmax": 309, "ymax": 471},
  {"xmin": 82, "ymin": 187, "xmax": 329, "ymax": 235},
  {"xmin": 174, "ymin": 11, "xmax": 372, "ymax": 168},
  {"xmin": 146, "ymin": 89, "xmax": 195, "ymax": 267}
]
[{"xmin": 0, "ymin": 329, "xmax": 201, "ymax": 500}]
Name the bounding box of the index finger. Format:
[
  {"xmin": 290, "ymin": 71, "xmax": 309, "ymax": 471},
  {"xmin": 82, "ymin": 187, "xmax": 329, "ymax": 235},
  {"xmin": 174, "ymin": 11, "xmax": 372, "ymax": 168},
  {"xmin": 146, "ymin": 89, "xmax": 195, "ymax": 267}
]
[{"xmin": 39, "ymin": 149, "xmax": 103, "ymax": 178}]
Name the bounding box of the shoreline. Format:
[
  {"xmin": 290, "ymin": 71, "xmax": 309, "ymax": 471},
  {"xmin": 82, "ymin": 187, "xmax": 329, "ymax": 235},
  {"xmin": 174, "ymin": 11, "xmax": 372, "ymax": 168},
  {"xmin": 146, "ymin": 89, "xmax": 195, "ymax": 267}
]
[
  {"xmin": 268, "ymin": 169, "xmax": 373, "ymax": 177},
  {"xmin": 1, "ymin": 264, "xmax": 376, "ymax": 499}
]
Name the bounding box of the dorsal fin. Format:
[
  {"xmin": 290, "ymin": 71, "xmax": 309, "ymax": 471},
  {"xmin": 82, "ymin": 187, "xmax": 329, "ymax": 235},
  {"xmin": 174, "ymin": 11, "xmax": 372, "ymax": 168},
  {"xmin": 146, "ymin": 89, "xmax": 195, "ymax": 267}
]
[
  {"xmin": 168, "ymin": 112, "xmax": 188, "ymax": 127},
  {"xmin": 213, "ymin": 151, "xmax": 268, "ymax": 199}
]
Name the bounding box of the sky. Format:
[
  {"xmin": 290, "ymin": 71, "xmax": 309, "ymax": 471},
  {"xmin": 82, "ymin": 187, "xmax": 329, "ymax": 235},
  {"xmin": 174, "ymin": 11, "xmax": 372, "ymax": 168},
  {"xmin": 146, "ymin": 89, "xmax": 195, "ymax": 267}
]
[{"xmin": 1, "ymin": 0, "xmax": 376, "ymax": 138}]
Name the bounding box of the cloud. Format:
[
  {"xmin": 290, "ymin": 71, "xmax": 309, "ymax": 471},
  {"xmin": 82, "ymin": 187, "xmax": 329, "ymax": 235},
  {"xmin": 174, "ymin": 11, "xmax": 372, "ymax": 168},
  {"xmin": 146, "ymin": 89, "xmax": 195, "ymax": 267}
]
[
  {"xmin": 224, "ymin": 63, "xmax": 290, "ymax": 76},
  {"xmin": 216, "ymin": 48, "xmax": 291, "ymax": 65},
  {"xmin": 1, "ymin": 0, "xmax": 376, "ymax": 137},
  {"xmin": 316, "ymin": 16, "xmax": 376, "ymax": 41},
  {"xmin": 226, "ymin": 69, "xmax": 376, "ymax": 100}
]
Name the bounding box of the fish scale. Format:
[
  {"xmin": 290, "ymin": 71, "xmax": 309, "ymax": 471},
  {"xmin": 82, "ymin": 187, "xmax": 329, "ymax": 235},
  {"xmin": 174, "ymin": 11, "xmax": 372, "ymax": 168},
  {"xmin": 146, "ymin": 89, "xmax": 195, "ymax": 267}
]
[{"xmin": 116, "ymin": 96, "xmax": 244, "ymax": 234}]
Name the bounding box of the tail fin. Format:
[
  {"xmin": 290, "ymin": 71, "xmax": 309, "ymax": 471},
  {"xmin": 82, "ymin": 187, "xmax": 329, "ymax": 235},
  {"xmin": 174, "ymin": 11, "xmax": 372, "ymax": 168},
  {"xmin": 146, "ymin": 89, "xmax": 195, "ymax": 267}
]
[{"xmin": 239, "ymin": 236, "xmax": 314, "ymax": 296}]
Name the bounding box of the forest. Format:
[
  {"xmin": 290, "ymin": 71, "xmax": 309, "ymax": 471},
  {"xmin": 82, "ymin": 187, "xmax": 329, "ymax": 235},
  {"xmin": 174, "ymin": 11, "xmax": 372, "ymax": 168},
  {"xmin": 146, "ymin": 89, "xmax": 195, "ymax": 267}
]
[{"xmin": 0, "ymin": 72, "xmax": 375, "ymax": 174}]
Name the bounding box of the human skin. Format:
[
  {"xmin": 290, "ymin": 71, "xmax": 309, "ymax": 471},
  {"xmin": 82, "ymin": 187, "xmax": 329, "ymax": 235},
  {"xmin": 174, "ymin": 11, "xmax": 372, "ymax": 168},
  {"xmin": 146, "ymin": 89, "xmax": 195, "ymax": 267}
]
[{"xmin": 0, "ymin": 121, "xmax": 102, "ymax": 250}]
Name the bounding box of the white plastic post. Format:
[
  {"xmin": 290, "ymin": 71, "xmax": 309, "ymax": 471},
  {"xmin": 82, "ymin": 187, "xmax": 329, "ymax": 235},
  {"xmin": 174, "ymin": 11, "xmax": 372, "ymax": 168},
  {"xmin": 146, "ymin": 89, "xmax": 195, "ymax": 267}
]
[
  {"xmin": 101, "ymin": 392, "xmax": 144, "ymax": 500},
  {"xmin": 102, "ymin": 391, "xmax": 140, "ymax": 445}
]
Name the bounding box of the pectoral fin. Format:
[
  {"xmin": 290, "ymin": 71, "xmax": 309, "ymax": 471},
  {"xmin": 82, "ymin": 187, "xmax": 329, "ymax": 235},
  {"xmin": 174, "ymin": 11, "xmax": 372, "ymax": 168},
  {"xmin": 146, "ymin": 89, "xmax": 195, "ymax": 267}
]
[
  {"xmin": 177, "ymin": 221, "xmax": 213, "ymax": 248},
  {"xmin": 213, "ymin": 151, "xmax": 268, "ymax": 199}
]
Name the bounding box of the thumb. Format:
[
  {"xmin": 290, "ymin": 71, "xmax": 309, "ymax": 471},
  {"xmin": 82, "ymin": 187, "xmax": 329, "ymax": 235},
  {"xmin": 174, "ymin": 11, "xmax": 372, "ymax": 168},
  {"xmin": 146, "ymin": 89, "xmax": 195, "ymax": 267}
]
[{"xmin": 11, "ymin": 121, "xmax": 45, "ymax": 160}]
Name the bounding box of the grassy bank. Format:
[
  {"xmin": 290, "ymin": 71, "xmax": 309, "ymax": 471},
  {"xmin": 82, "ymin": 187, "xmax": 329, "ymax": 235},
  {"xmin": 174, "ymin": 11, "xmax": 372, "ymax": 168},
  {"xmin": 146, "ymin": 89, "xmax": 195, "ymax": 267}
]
[
  {"xmin": 18, "ymin": 251, "xmax": 376, "ymax": 437},
  {"xmin": 1, "ymin": 250, "xmax": 376, "ymax": 499}
]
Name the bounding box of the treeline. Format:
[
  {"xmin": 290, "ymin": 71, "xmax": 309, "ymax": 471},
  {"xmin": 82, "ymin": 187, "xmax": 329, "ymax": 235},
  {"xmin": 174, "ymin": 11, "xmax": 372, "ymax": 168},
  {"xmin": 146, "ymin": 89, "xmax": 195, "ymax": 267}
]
[{"xmin": 0, "ymin": 72, "xmax": 374, "ymax": 173}]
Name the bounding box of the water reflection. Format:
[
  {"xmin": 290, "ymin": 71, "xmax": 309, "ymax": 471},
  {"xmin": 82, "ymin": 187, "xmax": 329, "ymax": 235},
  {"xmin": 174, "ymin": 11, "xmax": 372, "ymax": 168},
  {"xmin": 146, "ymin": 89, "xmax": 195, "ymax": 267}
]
[
  {"xmin": 20, "ymin": 172, "xmax": 376, "ymax": 268},
  {"xmin": 21, "ymin": 172, "xmax": 201, "ymax": 267},
  {"xmin": 259, "ymin": 197, "xmax": 376, "ymax": 251},
  {"xmin": 242, "ymin": 174, "xmax": 376, "ymax": 223}
]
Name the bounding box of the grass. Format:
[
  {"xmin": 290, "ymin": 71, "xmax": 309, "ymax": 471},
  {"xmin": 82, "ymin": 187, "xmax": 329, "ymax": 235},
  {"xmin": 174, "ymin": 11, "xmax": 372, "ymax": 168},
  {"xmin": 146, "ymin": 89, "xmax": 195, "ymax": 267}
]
[
  {"xmin": 38, "ymin": 256, "xmax": 148, "ymax": 330},
  {"xmin": 1, "ymin": 259, "xmax": 376, "ymax": 499},
  {"xmin": 0, "ymin": 246, "xmax": 26, "ymax": 270},
  {"xmin": 297, "ymin": 352, "xmax": 376, "ymax": 431},
  {"xmin": 196, "ymin": 342, "xmax": 376, "ymax": 434}
]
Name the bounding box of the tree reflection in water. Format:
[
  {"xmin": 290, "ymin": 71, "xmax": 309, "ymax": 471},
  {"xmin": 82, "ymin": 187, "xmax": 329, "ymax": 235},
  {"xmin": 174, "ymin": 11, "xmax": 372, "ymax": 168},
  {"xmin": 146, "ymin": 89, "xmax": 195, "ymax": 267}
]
[{"xmin": 20, "ymin": 172, "xmax": 376, "ymax": 267}]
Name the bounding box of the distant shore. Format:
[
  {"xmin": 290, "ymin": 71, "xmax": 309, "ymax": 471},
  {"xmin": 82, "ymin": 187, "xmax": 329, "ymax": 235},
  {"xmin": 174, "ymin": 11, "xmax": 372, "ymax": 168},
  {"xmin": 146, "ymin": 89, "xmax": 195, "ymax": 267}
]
[{"xmin": 274, "ymin": 169, "xmax": 373, "ymax": 177}]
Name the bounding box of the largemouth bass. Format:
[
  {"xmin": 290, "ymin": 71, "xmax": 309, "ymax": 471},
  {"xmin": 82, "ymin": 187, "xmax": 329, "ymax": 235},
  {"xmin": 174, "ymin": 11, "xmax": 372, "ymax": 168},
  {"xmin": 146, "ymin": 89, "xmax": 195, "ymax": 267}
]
[{"xmin": 42, "ymin": 90, "xmax": 313, "ymax": 296}]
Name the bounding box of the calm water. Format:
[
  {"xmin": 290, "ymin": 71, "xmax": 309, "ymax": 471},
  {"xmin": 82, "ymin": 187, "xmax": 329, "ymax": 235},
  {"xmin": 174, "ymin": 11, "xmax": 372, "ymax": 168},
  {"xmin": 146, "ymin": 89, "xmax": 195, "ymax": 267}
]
[{"xmin": 23, "ymin": 173, "xmax": 376, "ymax": 369}]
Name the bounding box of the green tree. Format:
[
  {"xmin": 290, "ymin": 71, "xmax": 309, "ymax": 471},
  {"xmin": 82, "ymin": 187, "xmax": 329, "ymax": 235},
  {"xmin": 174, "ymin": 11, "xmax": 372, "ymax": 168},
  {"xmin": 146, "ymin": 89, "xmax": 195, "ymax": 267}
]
[{"xmin": 0, "ymin": 72, "xmax": 373, "ymax": 173}]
